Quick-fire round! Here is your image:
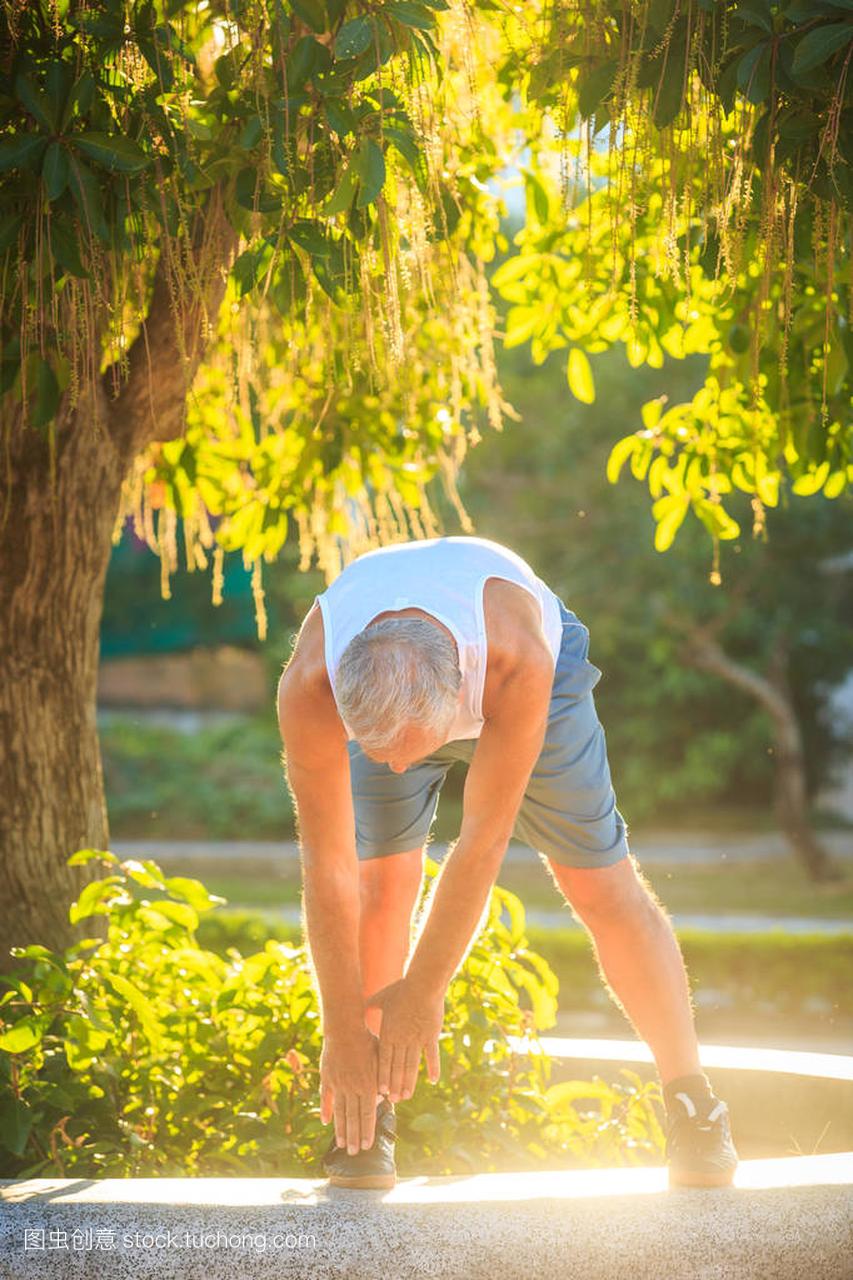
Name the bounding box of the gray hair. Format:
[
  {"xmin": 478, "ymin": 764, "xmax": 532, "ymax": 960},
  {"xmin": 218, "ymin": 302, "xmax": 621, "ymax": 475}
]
[{"xmin": 335, "ymin": 618, "xmax": 462, "ymax": 753}]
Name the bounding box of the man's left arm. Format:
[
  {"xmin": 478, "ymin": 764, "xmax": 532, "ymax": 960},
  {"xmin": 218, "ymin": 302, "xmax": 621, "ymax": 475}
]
[{"xmin": 366, "ymin": 638, "xmax": 554, "ymax": 1102}]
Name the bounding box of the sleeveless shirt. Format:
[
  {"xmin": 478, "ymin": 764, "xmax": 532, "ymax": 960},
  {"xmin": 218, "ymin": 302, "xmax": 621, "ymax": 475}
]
[{"xmin": 311, "ymin": 536, "xmax": 563, "ymax": 743}]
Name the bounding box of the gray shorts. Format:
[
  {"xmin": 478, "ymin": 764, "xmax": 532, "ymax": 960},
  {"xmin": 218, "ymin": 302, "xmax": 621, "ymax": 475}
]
[{"xmin": 347, "ymin": 598, "xmax": 630, "ymax": 869}]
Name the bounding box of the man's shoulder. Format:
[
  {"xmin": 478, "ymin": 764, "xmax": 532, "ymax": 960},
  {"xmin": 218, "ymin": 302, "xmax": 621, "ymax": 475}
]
[
  {"xmin": 278, "ymin": 606, "xmax": 334, "ymax": 713},
  {"xmin": 482, "ymin": 578, "xmax": 552, "ymax": 666},
  {"xmin": 481, "ymin": 580, "xmax": 554, "ymax": 717}
]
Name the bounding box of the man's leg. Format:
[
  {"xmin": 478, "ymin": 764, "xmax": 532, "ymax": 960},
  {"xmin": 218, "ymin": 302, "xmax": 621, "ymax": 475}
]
[
  {"xmin": 546, "ymin": 853, "xmax": 702, "ymax": 1087},
  {"xmin": 359, "ymin": 847, "xmax": 425, "ymax": 1037}
]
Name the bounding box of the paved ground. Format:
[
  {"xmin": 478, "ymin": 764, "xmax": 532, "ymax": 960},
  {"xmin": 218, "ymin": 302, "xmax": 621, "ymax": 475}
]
[
  {"xmin": 113, "ymin": 829, "xmax": 853, "ymax": 867},
  {"xmin": 3, "ymin": 1166, "xmax": 851, "ymax": 1280}
]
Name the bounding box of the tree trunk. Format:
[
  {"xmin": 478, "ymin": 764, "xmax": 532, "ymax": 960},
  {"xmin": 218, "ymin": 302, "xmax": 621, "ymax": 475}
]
[
  {"xmin": 683, "ymin": 629, "xmax": 842, "ymax": 883},
  {"xmin": 0, "ymin": 191, "xmax": 237, "ymax": 962},
  {"xmin": 0, "ymin": 387, "xmax": 125, "ymax": 958}
]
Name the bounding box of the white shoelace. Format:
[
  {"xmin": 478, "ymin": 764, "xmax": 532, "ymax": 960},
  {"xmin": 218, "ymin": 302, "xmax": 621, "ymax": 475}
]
[{"xmin": 674, "ymin": 1093, "xmax": 726, "ymax": 1129}]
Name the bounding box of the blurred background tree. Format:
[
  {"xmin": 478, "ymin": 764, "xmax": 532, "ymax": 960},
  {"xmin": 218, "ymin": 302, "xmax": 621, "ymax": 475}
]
[{"xmin": 455, "ymin": 335, "xmax": 853, "ymax": 880}]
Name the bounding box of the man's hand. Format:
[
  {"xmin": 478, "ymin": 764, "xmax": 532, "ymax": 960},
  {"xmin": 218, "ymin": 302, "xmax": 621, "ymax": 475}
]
[
  {"xmin": 366, "ymin": 977, "xmax": 444, "ymax": 1103},
  {"xmin": 320, "ymin": 1024, "xmax": 381, "ymax": 1154}
]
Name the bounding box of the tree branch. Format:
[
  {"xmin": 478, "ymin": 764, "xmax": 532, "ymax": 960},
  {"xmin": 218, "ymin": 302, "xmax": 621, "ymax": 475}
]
[
  {"xmin": 106, "ymin": 185, "xmax": 238, "ymax": 458},
  {"xmin": 661, "ymin": 606, "xmax": 794, "ymax": 739}
]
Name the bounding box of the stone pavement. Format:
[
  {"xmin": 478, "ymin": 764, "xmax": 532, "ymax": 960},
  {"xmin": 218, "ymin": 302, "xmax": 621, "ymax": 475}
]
[
  {"xmin": 3, "ymin": 1040, "xmax": 851, "ymax": 1278},
  {"xmin": 2, "ymin": 1156, "xmax": 851, "ymax": 1279}
]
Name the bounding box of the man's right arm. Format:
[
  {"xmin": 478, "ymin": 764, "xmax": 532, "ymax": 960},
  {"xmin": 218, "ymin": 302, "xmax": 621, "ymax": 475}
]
[{"xmin": 276, "ymin": 665, "xmax": 380, "ymax": 1153}]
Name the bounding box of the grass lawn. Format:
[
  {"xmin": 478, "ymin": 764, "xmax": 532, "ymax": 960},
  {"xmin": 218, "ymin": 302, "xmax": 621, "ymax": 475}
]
[
  {"xmin": 499, "ymin": 855, "xmax": 853, "ymax": 919},
  {"xmin": 192, "ymin": 854, "xmax": 853, "ymax": 920}
]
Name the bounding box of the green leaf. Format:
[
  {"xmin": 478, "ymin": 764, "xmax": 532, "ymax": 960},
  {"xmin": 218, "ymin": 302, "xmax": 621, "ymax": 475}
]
[
  {"xmin": 42, "ymin": 142, "xmax": 70, "ymax": 201},
  {"xmin": 286, "ymin": 35, "xmax": 322, "ymax": 89},
  {"xmin": 653, "ymin": 27, "xmax": 689, "ymax": 125},
  {"xmin": 64, "ymin": 1013, "xmax": 110, "ymax": 1070},
  {"xmin": 383, "ymin": 124, "xmax": 429, "ymax": 193},
  {"xmin": 386, "ymin": 1, "xmax": 439, "ymax": 29},
  {"xmin": 523, "ymin": 170, "xmax": 550, "ymax": 224},
  {"xmin": 640, "ymin": 398, "xmax": 664, "ymax": 430},
  {"xmin": 694, "ymin": 498, "xmax": 740, "ymax": 540},
  {"xmin": 336, "ymin": 17, "xmax": 374, "ymax": 59},
  {"xmin": 45, "ymin": 60, "xmax": 75, "ymax": 127},
  {"xmin": 50, "ymin": 220, "xmax": 89, "ymax": 279},
  {"xmin": 67, "ymin": 847, "xmax": 118, "ymax": 866},
  {"xmin": 138, "ymin": 36, "xmax": 175, "ymax": 90},
  {"xmin": 503, "ymin": 306, "xmax": 537, "ymax": 348},
  {"xmin": 32, "ymin": 357, "xmax": 60, "ymax": 429},
  {"xmin": 606, "ymin": 434, "xmax": 638, "ymax": 483},
  {"xmin": 14, "ymin": 73, "xmax": 55, "ymax": 131},
  {"xmin": 792, "ymin": 23, "xmax": 853, "ymax": 76},
  {"xmin": 734, "ymin": 3, "xmax": 774, "ymax": 33},
  {"xmin": 62, "ymin": 71, "xmax": 96, "ymax": 128},
  {"xmin": 121, "ymin": 859, "xmax": 164, "ymax": 888},
  {"xmin": 578, "ymin": 59, "xmax": 618, "ymax": 119},
  {"xmin": 567, "ymin": 348, "xmax": 595, "ymax": 404},
  {"xmin": 288, "ymin": 219, "xmax": 331, "ymax": 255},
  {"xmin": 652, "ymin": 494, "xmax": 690, "ymax": 550},
  {"xmin": 67, "ymin": 156, "xmax": 109, "ymax": 242},
  {"xmin": 72, "ymin": 132, "xmax": 150, "ymax": 174},
  {"xmin": 291, "ymin": 0, "xmax": 327, "ymax": 31},
  {"xmin": 0, "ymin": 134, "xmax": 48, "ymax": 174},
  {"xmin": 791, "ymin": 461, "xmax": 831, "ymax": 495},
  {"xmin": 149, "ymin": 899, "xmax": 198, "ymax": 931},
  {"xmin": 232, "ymin": 245, "xmax": 273, "ymax": 296},
  {"xmin": 648, "ymin": 0, "xmax": 677, "ymax": 34},
  {"xmin": 324, "ymin": 161, "xmax": 357, "ymax": 215},
  {"xmin": 105, "ymin": 973, "xmax": 162, "ymax": 1050},
  {"xmin": 164, "ymin": 876, "xmax": 226, "ymax": 913},
  {"xmin": 238, "ymin": 115, "xmax": 263, "ymax": 150},
  {"xmin": 0, "ymin": 1096, "xmax": 33, "ymax": 1156},
  {"xmin": 235, "ymin": 168, "xmax": 282, "ymax": 213},
  {"xmin": 69, "ymin": 875, "xmax": 127, "ymax": 924},
  {"xmin": 736, "ymin": 41, "xmax": 772, "ymax": 103},
  {"xmin": 311, "ymin": 233, "xmax": 359, "ymax": 302},
  {"xmin": 0, "ymin": 213, "xmax": 24, "ymax": 254},
  {"xmin": 822, "ymin": 469, "xmax": 849, "ymax": 498},
  {"xmin": 324, "ymin": 100, "xmax": 358, "ymax": 137},
  {"xmin": 0, "ymin": 1015, "xmax": 46, "ymax": 1055},
  {"xmin": 354, "ymin": 138, "xmax": 386, "ymax": 207}
]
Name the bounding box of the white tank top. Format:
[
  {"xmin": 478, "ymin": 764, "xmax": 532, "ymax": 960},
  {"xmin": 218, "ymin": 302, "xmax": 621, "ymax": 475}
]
[{"xmin": 312, "ymin": 536, "xmax": 563, "ymax": 742}]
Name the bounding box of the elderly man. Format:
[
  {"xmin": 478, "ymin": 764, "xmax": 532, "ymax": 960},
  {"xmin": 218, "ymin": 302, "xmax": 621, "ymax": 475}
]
[{"xmin": 277, "ymin": 535, "xmax": 738, "ymax": 1190}]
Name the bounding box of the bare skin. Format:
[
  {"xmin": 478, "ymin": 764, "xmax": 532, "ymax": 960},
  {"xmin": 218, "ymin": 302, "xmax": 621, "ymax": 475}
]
[{"xmin": 277, "ymin": 579, "xmax": 704, "ymax": 1156}]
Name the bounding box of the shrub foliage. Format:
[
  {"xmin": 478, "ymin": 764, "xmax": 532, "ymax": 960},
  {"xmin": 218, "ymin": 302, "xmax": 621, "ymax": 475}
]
[{"xmin": 0, "ymin": 849, "xmax": 664, "ymax": 1178}]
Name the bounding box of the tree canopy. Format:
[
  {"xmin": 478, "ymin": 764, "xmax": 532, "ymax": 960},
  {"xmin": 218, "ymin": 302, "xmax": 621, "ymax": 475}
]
[
  {"xmin": 458, "ymin": 333, "xmax": 853, "ymax": 831},
  {"xmin": 1, "ymin": 0, "xmax": 850, "ymax": 630}
]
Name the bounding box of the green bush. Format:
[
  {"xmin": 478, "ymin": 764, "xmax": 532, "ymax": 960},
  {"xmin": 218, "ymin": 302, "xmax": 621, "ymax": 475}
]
[
  {"xmin": 0, "ymin": 853, "xmax": 665, "ymax": 1178},
  {"xmin": 100, "ymin": 714, "xmax": 293, "ymax": 840}
]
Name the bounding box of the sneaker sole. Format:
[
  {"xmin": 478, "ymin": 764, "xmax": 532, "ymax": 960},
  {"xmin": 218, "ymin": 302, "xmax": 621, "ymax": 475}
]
[
  {"xmin": 327, "ymin": 1172, "xmax": 396, "ymax": 1190},
  {"xmin": 668, "ymin": 1166, "xmax": 737, "ymax": 1189}
]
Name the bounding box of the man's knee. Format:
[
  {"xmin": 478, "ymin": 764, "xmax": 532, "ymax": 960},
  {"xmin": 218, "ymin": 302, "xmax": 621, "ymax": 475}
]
[
  {"xmin": 359, "ymin": 847, "xmax": 424, "ymax": 912},
  {"xmin": 548, "ymin": 852, "xmax": 658, "ymax": 924}
]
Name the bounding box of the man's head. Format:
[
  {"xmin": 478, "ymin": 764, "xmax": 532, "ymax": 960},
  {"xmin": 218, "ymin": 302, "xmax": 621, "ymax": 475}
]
[{"xmin": 335, "ymin": 618, "xmax": 462, "ymax": 771}]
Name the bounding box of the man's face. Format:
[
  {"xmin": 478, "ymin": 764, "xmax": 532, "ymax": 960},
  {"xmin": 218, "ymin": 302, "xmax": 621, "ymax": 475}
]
[{"xmin": 362, "ymin": 723, "xmax": 446, "ymax": 773}]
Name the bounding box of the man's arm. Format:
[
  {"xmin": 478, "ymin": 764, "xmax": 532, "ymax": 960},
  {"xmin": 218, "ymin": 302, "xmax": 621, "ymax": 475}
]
[
  {"xmin": 277, "ymin": 667, "xmax": 379, "ymax": 1153},
  {"xmin": 367, "ymin": 637, "xmax": 554, "ymax": 1100}
]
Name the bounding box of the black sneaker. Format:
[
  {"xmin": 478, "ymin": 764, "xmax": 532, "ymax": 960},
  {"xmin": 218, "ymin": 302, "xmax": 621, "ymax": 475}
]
[
  {"xmin": 665, "ymin": 1090, "xmax": 739, "ymax": 1189},
  {"xmin": 321, "ymin": 1097, "xmax": 396, "ymax": 1190}
]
